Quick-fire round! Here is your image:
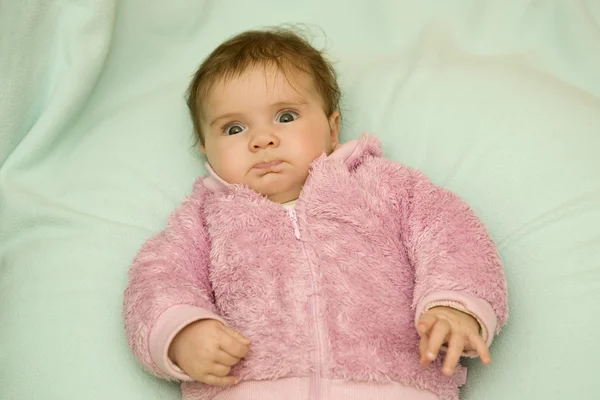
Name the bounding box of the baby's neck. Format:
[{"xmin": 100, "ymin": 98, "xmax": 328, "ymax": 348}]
[{"xmin": 267, "ymin": 188, "xmax": 301, "ymax": 204}]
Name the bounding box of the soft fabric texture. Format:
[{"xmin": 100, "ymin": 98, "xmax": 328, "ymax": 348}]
[
  {"xmin": 2, "ymin": 2, "xmax": 599, "ymax": 400},
  {"xmin": 123, "ymin": 135, "xmax": 508, "ymax": 400}
]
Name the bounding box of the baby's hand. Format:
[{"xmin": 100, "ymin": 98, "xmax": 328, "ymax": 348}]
[
  {"xmin": 416, "ymin": 306, "xmax": 491, "ymax": 377},
  {"xmin": 168, "ymin": 319, "xmax": 250, "ymax": 386}
]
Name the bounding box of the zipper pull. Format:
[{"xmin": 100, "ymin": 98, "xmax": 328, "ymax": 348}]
[{"xmin": 288, "ymin": 209, "xmax": 301, "ymax": 239}]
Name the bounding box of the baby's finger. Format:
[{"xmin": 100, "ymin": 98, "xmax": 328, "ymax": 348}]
[
  {"xmin": 219, "ymin": 332, "xmax": 250, "ymax": 359},
  {"xmin": 468, "ymin": 332, "xmax": 492, "ymax": 365},
  {"xmin": 202, "ymin": 374, "xmax": 238, "ymax": 387},
  {"xmin": 417, "ymin": 313, "xmax": 438, "ymax": 336},
  {"xmin": 426, "ymin": 319, "xmax": 450, "ymax": 361},
  {"xmin": 221, "ymin": 325, "xmax": 251, "ymax": 345},
  {"xmin": 210, "ymin": 363, "xmax": 232, "ymax": 377},
  {"xmin": 215, "ymin": 350, "xmax": 241, "ymax": 367},
  {"xmin": 442, "ymin": 334, "xmax": 464, "ymax": 376},
  {"xmin": 419, "ymin": 334, "xmax": 430, "ymax": 366}
]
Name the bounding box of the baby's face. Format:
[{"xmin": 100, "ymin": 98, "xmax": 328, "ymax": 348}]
[{"xmin": 200, "ymin": 66, "xmax": 340, "ymax": 203}]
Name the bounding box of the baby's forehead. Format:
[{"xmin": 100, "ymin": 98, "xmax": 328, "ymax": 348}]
[
  {"xmin": 219, "ymin": 65, "xmax": 315, "ymax": 94},
  {"xmin": 204, "ymin": 65, "xmax": 323, "ymax": 110}
]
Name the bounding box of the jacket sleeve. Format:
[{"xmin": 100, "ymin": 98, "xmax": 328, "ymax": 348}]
[
  {"xmin": 399, "ymin": 167, "xmax": 508, "ymax": 348},
  {"xmin": 123, "ymin": 179, "xmax": 224, "ymax": 381}
]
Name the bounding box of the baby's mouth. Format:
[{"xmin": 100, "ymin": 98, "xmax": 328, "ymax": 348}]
[{"xmin": 253, "ymin": 160, "xmax": 283, "ymax": 170}]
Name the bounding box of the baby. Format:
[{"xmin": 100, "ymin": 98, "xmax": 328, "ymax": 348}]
[{"xmin": 123, "ymin": 28, "xmax": 508, "ymax": 400}]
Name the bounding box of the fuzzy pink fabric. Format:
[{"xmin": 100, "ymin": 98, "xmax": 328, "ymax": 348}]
[{"xmin": 123, "ymin": 134, "xmax": 508, "ymax": 400}]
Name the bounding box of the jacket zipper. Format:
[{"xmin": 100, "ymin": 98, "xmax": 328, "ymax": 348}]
[{"xmin": 288, "ymin": 208, "xmax": 322, "ymax": 399}]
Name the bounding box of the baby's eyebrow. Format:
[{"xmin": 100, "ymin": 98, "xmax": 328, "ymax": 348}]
[
  {"xmin": 270, "ymin": 100, "xmax": 308, "ymax": 108},
  {"xmin": 209, "ymin": 112, "xmax": 244, "ymax": 127}
]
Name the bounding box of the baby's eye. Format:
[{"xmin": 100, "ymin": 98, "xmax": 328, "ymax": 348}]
[
  {"xmin": 224, "ymin": 123, "xmax": 245, "ymax": 136},
  {"xmin": 276, "ymin": 111, "xmax": 298, "ymax": 123}
]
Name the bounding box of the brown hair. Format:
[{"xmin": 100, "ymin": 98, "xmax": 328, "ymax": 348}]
[{"xmin": 186, "ymin": 27, "xmax": 341, "ymax": 145}]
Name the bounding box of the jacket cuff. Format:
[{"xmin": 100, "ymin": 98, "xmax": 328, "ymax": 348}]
[
  {"xmin": 415, "ymin": 291, "xmax": 498, "ymax": 356},
  {"xmin": 149, "ymin": 305, "xmax": 225, "ymax": 381}
]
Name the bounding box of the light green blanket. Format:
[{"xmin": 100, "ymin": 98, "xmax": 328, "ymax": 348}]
[{"xmin": 1, "ymin": 1, "xmax": 599, "ymax": 399}]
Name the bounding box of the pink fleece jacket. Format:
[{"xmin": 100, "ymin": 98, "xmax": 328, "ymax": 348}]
[{"xmin": 123, "ymin": 134, "xmax": 508, "ymax": 400}]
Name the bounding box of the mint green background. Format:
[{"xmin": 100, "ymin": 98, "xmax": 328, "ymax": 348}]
[{"xmin": 1, "ymin": 1, "xmax": 599, "ymax": 399}]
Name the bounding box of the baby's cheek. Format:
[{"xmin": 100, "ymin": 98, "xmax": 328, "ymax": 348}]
[{"xmin": 215, "ymin": 162, "xmax": 246, "ymax": 185}]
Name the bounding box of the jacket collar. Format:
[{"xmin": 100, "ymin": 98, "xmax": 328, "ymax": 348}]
[{"xmin": 202, "ymin": 133, "xmax": 382, "ymax": 192}]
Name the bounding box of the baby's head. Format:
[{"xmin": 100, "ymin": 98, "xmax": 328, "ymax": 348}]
[{"xmin": 187, "ymin": 28, "xmax": 341, "ymax": 203}]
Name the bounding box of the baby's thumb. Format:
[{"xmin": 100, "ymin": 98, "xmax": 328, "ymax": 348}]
[{"xmin": 223, "ymin": 325, "xmax": 251, "ymax": 345}]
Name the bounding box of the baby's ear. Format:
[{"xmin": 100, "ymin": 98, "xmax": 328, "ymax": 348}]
[{"xmin": 328, "ymin": 111, "xmax": 341, "ymax": 146}]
